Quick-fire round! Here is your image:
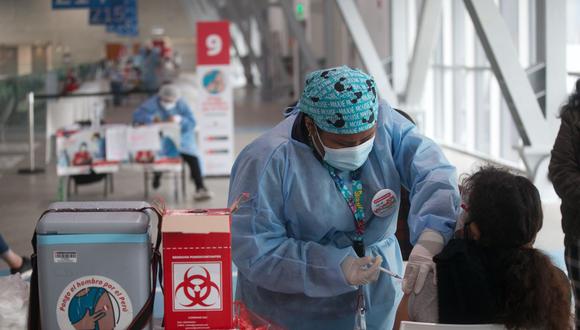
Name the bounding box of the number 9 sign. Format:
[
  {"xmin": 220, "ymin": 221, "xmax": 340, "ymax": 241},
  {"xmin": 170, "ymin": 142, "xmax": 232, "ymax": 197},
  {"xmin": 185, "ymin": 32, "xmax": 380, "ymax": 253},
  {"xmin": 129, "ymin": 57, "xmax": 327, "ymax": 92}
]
[
  {"xmin": 197, "ymin": 21, "xmax": 230, "ymax": 65},
  {"xmin": 206, "ymin": 34, "xmax": 223, "ymax": 56}
]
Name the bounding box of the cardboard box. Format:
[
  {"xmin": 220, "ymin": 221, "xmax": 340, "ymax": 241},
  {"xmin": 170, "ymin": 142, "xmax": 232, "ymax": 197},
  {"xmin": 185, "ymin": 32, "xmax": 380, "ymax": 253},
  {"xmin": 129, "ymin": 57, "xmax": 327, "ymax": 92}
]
[{"xmin": 162, "ymin": 209, "xmax": 233, "ymax": 329}]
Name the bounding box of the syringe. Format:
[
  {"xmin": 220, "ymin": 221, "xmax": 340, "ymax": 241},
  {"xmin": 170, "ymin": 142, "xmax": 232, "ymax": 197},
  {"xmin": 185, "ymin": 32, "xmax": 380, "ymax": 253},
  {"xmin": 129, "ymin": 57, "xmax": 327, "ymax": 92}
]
[{"xmin": 379, "ymin": 266, "xmax": 403, "ymax": 280}]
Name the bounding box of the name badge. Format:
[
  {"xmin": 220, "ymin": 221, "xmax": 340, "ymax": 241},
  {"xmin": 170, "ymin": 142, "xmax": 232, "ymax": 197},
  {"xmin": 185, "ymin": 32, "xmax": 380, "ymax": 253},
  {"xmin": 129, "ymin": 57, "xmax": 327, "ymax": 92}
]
[{"xmin": 371, "ymin": 189, "xmax": 398, "ymax": 217}]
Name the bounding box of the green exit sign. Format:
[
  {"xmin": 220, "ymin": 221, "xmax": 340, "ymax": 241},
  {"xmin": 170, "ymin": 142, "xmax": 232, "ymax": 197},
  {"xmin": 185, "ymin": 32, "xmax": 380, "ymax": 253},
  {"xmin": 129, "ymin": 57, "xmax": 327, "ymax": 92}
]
[{"xmin": 295, "ymin": 2, "xmax": 305, "ymax": 21}]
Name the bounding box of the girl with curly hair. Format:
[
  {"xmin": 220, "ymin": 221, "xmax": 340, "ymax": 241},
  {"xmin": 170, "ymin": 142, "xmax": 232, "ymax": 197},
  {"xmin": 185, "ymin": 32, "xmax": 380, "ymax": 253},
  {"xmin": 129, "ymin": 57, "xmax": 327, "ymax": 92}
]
[{"xmin": 400, "ymin": 166, "xmax": 571, "ymax": 329}]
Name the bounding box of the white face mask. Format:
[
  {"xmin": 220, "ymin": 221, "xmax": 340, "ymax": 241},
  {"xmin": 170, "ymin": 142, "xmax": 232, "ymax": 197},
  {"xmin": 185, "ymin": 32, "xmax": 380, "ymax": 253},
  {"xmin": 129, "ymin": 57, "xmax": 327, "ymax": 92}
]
[
  {"xmin": 160, "ymin": 101, "xmax": 177, "ymax": 110},
  {"xmin": 314, "ymin": 127, "xmax": 375, "ymax": 172}
]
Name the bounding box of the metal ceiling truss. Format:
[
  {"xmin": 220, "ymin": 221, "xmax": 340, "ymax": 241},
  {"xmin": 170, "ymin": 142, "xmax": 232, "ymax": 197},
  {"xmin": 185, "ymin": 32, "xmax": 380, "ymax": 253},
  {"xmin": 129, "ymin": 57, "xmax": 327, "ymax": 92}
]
[
  {"xmin": 463, "ymin": 0, "xmax": 565, "ymax": 179},
  {"xmin": 335, "ymin": 0, "xmax": 399, "ymax": 107},
  {"xmin": 204, "ymin": 0, "xmax": 566, "ymax": 179},
  {"xmin": 335, "ymin": 0, "xmax": 564, "ymax": 179}
]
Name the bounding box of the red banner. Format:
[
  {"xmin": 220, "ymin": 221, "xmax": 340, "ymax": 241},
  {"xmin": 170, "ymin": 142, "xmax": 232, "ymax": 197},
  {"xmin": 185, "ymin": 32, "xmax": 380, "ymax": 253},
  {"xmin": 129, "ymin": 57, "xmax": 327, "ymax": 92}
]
[{"xmin": 197, "ymin": 21, "xmax": 230, "ymax": 65}]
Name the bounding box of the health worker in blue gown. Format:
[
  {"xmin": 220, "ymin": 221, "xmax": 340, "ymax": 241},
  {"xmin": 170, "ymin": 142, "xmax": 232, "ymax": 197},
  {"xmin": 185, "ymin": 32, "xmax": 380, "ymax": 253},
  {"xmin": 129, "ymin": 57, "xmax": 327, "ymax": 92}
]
[
  {"xmin": 133, "ymin": 84, "xmax": 212, "ymax": 201},
  {"xmin": 228, "ymin": 66, "xmax": 460, "ymax": 329}
]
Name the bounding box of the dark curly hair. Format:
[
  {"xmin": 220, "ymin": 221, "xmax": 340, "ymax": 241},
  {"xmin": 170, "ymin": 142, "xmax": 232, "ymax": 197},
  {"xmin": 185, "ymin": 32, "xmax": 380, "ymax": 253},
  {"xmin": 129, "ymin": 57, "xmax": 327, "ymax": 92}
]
[
  {"xmin": 461, "ymin": 166, "xmax": 571, "ymax": 329},
  {"xmin": 560, "ymin": 78, "xmax": 580, "ymax": 117}
]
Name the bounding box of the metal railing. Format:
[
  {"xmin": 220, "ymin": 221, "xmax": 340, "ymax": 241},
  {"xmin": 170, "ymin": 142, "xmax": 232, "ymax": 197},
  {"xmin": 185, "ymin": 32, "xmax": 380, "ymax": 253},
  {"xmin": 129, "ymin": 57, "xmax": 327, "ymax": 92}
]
[{"xmin": 0, "ymin": 63, "xmax": 102, "ymax": 142}]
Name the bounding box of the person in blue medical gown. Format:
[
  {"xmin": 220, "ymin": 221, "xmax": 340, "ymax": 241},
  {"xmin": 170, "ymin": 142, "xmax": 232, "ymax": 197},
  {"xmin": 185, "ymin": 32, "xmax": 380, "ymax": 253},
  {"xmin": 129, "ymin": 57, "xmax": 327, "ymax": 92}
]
[
  {"xmin": 133, "ymin": 84, "xmax": 212, "ymax": 200},
  {"xmin": 228, "ymin": 66, "xmax": 460, "ymax": 329}
]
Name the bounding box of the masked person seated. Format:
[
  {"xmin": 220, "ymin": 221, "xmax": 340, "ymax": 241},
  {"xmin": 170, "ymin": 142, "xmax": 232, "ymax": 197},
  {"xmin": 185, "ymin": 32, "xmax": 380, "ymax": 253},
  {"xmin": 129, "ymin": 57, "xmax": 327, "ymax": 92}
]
[
  {"xmin": 398, "ymin": 166, "xmax": 572, "ymax": 329},
  {"xmin": 133, "ymin": 84, "xmax": 212, "ymax": 201}
]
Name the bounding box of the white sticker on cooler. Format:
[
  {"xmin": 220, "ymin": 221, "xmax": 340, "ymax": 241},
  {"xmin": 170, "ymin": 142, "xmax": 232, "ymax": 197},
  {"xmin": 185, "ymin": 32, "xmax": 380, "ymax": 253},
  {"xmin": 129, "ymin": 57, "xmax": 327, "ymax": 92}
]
[
  {"xmin": 53, "ymin": 251, "xmax": 78, "ymax": 263},
  {"xmin": 56, "ymin": 275, "xmax": 133, "ymax": 330}
]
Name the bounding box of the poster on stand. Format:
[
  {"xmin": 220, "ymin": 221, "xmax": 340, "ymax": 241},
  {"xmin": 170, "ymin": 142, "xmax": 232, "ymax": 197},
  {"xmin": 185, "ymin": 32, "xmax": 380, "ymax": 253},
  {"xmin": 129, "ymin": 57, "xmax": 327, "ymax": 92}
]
[
  {"xmin": 127, "ymin": 123, "xmax": 180, "ymax": 165},
  {"xmin": 56, "ymin": 128, "xmax": 116, "ymax": 176},
  {"xmin": 105, "ymin": 125, "xmax": 129, "ymax": 162},
  {"xmin": 196, "ymin": 21, "xmax": 233, "ymax": 176}
]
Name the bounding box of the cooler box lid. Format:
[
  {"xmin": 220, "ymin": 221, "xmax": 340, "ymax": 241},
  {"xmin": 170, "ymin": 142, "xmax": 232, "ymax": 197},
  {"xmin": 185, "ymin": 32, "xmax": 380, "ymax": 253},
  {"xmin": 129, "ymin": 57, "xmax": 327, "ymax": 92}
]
[{"xmin": 36, "ymin": 201, "xmax": 153, "ymax": 235}]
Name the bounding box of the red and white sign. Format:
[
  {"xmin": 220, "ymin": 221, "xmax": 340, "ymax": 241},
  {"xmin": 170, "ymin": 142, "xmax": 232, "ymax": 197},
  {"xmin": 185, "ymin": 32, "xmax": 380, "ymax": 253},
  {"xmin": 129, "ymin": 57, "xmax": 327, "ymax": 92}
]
[
  {"xmin": 196, "ymin": 21, "xmax": 234, "ymax": 176},
  {"xmin": 162, "ymin": 209, "xmax": 233, "ymax": 329},
  {"xmin": 197, "ymin": 21, "xmax": 230, "ymax": 65},
  {"xmin": 173, "ymin": 262, "xmax": 223, "ymax": 311}
]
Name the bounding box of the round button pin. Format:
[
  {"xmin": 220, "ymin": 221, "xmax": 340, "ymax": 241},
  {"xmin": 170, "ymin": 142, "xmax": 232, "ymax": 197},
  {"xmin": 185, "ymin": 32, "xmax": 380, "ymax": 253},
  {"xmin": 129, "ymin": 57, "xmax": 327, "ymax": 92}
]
[{"xmin": 371, "ymin": 189, "xmax": 398, "ymax": 217}]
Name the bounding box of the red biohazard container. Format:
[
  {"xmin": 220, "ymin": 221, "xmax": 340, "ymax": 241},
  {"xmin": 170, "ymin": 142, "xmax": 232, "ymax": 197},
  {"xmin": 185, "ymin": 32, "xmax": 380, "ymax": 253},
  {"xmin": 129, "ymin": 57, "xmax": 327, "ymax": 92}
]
[{"xmin": 162, "ymin": 208, "xmax": 233, "ymax": 329}]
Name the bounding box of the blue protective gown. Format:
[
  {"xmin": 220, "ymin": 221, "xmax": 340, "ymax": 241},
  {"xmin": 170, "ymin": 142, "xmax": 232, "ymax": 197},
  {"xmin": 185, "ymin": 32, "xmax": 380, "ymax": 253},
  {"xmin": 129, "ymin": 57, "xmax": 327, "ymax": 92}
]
[
  {"xmin": 159, "ymin": 136, "xmax": 180, "ymax": 158},
  {"xmin": 228, "ymin": 100, "xmax": 460, "ymax": 330},
  {"xmin": 132, "ymin": 95, "xmax": 199, "ymax": 156}
]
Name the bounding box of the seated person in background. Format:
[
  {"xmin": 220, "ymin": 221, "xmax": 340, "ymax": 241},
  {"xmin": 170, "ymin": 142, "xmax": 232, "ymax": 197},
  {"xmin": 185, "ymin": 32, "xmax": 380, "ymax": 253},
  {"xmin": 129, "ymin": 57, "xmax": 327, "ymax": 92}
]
[
  {"xmin": 397, "ymin": 166, "xmax": 571, "ymax": 329},
  {"xmin": 133, "ymin": 84, "xmax": 213, "ymax": 201}
]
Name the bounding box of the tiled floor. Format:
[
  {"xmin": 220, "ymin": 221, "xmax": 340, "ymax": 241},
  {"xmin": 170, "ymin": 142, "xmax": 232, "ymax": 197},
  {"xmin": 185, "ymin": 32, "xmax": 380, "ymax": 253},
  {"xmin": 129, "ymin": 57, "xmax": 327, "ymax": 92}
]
[{"xmin": 0, "ymin": 79, "xmax": 565, "ymax": 275}]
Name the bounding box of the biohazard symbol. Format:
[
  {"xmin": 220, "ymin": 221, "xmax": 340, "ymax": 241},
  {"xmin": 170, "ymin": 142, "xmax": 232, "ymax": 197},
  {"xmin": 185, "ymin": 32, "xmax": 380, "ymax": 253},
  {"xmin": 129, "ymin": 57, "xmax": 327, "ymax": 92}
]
[{"xmin": 175, "ymin": 267, "xmax": 220, "ymax": 307}]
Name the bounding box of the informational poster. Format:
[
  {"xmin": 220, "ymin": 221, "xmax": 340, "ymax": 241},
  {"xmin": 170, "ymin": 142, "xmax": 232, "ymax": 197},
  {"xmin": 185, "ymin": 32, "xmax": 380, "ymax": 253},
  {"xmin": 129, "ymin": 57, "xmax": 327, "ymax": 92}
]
[
  {"xmin": 104, "ymin": 125, "xmax": 128, "ymax": 162},
  {"xmin": 127, "ymin": 126, "xmax": 161, "ymax": 153},
  {"xmin": 55, "ymin": 123, "xmax": 180, "ymax": 177},
  {"xmin": 56, "ymin": 128, "xmax": 115, "ymax": 176},
  {"xmin": 127, "ymin": 123, "xmax": 180, "ymax": 164},
  {"xmin": 196, "ymin": 21, "xmax": 234, "ymax": 176}
]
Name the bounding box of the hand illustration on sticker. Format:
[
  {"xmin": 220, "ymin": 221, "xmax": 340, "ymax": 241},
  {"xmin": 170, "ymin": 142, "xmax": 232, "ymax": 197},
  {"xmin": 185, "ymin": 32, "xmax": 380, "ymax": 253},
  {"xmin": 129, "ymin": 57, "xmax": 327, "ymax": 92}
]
[
  {"xmin": 69, "ymin": 287, "xmax": 116, "ymax": 330},
  {"xmin": 57, "ymin": 276, "xmax": 133, "ymax": 330}
]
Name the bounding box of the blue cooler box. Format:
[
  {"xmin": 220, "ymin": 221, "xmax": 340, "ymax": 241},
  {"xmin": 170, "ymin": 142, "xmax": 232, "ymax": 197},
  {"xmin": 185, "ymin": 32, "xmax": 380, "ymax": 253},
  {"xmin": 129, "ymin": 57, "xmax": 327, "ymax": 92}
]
[{"xmin": 35, "ymin": 201, "xmax": 155, "ymax": 330}]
